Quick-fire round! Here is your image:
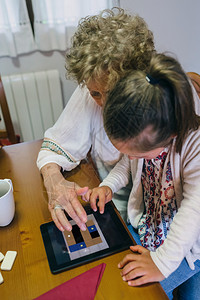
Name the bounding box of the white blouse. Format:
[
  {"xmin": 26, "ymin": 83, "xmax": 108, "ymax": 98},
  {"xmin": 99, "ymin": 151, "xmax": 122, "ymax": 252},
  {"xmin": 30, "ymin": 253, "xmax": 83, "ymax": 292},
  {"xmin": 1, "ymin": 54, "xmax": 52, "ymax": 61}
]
[{"xmin": 37, "ymin": 85, "xmax": 131, "ymax": 216}]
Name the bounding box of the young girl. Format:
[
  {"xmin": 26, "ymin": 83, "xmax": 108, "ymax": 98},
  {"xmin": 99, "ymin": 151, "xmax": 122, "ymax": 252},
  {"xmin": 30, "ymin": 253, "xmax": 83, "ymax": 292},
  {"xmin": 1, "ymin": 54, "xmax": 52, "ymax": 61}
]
[{"xmin": 86, "ymin": 53, "xmax": 200, "ymax": 299}]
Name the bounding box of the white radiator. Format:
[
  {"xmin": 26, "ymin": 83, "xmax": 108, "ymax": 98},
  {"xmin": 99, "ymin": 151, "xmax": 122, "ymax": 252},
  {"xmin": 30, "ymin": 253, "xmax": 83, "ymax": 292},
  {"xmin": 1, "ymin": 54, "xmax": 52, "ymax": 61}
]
[{"xmin": 1, "ymin": 70, "xmax": 63, "ymax": 142}]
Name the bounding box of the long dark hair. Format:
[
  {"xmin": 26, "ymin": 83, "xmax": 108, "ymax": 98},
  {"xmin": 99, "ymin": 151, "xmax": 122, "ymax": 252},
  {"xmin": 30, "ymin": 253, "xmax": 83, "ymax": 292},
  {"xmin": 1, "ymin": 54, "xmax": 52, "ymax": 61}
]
[{"xmin": 103, "ymin": 53, "xmax": 200, "ymax": 153}]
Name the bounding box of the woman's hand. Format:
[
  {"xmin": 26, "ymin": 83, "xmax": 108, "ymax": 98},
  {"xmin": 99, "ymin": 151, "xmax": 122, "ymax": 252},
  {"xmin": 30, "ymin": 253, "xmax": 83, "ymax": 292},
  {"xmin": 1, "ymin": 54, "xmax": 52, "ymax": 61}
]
[
  {"xmin": 84, "ymin": 186, "xmax": 113, "ymax": 214},
  {"xmin": 118, "ymin": 245, "xmax": 165, "ymax": 286},
  {"xmin": 41, "ymin": 163, "xmax": 89, "ymax": 232}
]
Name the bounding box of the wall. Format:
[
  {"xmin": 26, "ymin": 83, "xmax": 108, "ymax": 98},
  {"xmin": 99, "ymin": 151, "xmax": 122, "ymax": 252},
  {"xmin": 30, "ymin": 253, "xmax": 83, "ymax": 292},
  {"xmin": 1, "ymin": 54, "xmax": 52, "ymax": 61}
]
[{"xmin": 120, "ymin": 0, "xmax": 200, "ymax": 73}]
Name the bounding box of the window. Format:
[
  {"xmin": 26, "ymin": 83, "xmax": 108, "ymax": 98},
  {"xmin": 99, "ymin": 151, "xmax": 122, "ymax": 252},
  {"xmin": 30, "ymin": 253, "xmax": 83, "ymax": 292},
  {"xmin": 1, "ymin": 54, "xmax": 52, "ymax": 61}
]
[
  {"xmin": 32, "ymin": 0, "xmax": 119, "ymax": 51},
  {"xmin": 0, "ymin": 0, "xmax": 119, "ymax": 57},
  {"xmin": 0, "ymin": 0, "xmax": 35, "ymax": 57}
]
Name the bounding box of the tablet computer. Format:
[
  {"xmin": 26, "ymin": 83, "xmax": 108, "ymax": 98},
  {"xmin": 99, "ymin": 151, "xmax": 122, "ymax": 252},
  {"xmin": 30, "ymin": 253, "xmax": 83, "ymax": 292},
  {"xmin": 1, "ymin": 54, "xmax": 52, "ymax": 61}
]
[{"xmin": 40, "ymin": 202, "xmax": 133, "ymax": 274}]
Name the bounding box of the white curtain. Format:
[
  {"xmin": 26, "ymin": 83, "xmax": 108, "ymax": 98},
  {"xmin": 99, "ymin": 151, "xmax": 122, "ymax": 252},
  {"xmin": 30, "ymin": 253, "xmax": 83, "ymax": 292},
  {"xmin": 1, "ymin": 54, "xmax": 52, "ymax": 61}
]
[
  {"xmin": 0, "ymin": 0, "xmax": 36, "ymax": 57},
  {"xmin": 0, "ymin": 0, "xmax": 119, "ymax": 57},
  {"xmin": 32, "ymin": 0, "xmax": 119, "ymax": 51}
]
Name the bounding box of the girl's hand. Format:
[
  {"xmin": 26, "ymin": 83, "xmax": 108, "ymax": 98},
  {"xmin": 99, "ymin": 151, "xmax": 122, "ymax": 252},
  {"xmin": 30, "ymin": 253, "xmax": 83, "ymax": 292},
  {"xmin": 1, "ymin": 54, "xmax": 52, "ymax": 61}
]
[
  {"xmin": 118, "ymin": 245, "xmax": 165, "ymax": 286},
  {"xmin": 84, "ymin": 186, "xmax": 113, "ymax": 214}
]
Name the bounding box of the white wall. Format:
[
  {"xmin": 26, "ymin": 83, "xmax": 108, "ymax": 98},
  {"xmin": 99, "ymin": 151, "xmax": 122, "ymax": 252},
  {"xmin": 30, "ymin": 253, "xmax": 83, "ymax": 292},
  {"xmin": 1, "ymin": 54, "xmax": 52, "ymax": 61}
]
[{"xmin": 120, "ymin": 0, "xmax": 200, "ymax": 73}]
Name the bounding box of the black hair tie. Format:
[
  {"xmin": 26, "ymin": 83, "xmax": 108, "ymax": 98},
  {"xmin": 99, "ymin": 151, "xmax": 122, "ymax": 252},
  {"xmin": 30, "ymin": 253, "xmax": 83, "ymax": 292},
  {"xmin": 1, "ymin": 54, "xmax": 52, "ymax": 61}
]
[{"xmin": 146, "ymin": 74, "xmax": 159, "ymax": 85}]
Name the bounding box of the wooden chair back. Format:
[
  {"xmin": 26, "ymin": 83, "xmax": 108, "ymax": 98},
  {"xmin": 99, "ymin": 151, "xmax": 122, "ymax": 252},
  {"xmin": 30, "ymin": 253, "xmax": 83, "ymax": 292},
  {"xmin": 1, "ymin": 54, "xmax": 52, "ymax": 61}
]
[
  {"xmin": 0, "ymin": 76, "xmax": 18, "ymax": 144},
  {"xmin": 187, "ymin": 72, "xmax": 200, "ymax": 99}
]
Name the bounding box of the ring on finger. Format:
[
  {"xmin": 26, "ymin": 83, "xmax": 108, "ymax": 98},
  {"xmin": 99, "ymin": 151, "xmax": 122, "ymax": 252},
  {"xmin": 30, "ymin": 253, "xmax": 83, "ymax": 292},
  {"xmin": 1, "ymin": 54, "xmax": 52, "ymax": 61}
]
[{"xmin": 54, "ymin": 204, "xmax": 63, "ymax": 211}]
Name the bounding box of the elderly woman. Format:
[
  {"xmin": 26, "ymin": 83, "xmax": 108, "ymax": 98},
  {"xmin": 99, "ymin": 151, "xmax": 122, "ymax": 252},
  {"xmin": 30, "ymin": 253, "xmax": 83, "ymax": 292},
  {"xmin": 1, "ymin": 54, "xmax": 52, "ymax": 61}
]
[{"xmin": 37, "ymin": 7, "xmax": 155, "ymax": 232}]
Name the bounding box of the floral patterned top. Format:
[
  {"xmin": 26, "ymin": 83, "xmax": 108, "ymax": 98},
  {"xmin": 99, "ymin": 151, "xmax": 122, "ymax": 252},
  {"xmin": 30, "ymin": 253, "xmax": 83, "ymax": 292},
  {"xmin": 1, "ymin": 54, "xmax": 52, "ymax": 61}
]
[{"xmin": 138, "ymin": 148, "xmax": 178, "ymax": 251}]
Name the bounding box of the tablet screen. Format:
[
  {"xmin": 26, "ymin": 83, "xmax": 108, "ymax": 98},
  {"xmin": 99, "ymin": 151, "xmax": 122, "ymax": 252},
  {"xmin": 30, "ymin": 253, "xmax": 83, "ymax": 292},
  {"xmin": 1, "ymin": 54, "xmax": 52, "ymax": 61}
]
[{"xmin": 40, "ymin": 202, "xmax": 133, "ymax": 274}]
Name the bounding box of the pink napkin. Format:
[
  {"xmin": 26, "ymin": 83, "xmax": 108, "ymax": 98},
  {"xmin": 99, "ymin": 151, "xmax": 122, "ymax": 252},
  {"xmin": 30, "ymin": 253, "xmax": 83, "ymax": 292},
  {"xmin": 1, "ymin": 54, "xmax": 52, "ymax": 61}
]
[{"xmin": 35, "ymin": 263, "xmax": 106, "ymax": 300}]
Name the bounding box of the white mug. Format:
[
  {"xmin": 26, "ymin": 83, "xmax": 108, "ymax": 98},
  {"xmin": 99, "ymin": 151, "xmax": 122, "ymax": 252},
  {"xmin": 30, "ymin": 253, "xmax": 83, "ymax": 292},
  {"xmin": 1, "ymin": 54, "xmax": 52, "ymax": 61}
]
[{"xmin": 0, "ymin": 179, "xmax": 15, "ymax": 226}]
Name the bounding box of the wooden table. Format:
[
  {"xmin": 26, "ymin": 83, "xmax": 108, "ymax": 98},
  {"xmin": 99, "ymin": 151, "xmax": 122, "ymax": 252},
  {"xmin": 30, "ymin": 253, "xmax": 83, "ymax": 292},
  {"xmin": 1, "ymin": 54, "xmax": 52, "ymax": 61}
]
[{"xmin": 0, "ymin": 140, "xmax": 168, "ymax": 299}]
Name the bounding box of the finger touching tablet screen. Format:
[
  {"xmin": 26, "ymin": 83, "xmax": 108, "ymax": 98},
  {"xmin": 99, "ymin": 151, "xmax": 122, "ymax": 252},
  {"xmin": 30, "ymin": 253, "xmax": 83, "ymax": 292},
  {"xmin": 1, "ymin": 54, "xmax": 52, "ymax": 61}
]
[{"xmin": 40, "ymin": 202, "xmax": 133, "ymax": 274}]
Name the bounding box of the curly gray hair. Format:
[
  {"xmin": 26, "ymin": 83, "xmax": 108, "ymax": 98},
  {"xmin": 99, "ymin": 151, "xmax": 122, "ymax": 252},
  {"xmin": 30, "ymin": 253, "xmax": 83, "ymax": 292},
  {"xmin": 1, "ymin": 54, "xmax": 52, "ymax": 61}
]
[{"xmin": 66, "ymin": 7, "xmax": 155, "ymax": 90}]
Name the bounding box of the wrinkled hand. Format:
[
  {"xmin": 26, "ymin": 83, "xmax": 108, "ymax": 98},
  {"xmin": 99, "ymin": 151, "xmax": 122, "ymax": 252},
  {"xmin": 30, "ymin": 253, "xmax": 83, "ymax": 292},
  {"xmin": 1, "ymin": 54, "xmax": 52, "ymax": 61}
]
[
  {"xmin": 118, "ymin": 245, "xmax": 165, "ymax": 286},
  {"xmin": 84, "ymin": 186, "xmax": 113, "ymax": 214},
  {"xmin": 42, "ymin": 164, "xmax": 89, "ymax": 232}
]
